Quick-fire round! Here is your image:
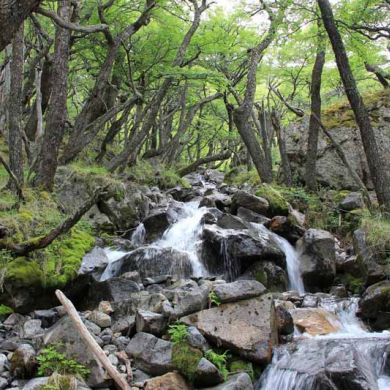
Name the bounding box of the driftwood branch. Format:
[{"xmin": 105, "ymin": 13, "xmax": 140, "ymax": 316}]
[
  {"xmin": 55, "ymin": 290, "xmax": 131, "ymax": 390},
  {"xmin": 312, "ymin": 113, "xmax": 373, "ymax": 211},
  {"xmin": 178, "ymin": 150, "xmax": 231, "ymax": 177},
  {"xmin": 0, "ymin": 154, "xmax": 24, "ymax": 202},
  {"xmin": 0, "ymin": 186, "xmax": 109, "ymax": 255}
]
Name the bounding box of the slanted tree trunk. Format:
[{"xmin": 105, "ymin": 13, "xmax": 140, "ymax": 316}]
[
  {"xmin": 364, "ymin": 62, "xmax": 389, "ymax": 89},
  {"xmin": 318, "ymin": 0, "xmax": 390, "ymax": 213},
  {"xmin": 305, "ymin": 21, "xmax": 326, "ymax": 191},
  {"xmin": 0, "ymin": 0, "xmax": 41, "ymax": 52},
  {"xmin": 8, "ymin": 23, "xmax": 24, "ymax": 191},
  {"xmin": 32, "ymin": 0, "xmax": 71, "ymax": 191}
]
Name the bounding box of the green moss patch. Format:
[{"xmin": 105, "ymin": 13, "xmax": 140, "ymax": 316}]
[
  {"xmin": 172, "ymin": 342, "xmax": 203, "ymax": 382},
  {"xmin": 256, "ymin": 184, "xmax": 289, "ymax": 216}
]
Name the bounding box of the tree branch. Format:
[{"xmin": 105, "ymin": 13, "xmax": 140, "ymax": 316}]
[{"xmin": 178, "ymin": 150, "xmax": 231, "ymax": 176}]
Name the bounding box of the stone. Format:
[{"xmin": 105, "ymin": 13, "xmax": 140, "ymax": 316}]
[
  {"xmin": 194, "ymin": 358, "xmax": 224, "ymax": 388},
  {"xmin": 204, "ymin": 373, "xmax": 253, "ymax": 390},
  {"xmin": 125, "ymin": 333, "xmax": 174, "ymax": 376},
  {"xmin": 204, "ymin": 169, "xmax": 225, "ymax": 184},
  {"xmin": 213, "ymin": 280, "xmax": 266, "ymax": 303},
  {"xmin": 200, "ymin": 193, "xmax": 232, "ymax": 211},
  {"xmin": 265, "ymin": 216, "xmax": 305, "ymax": 244},
  {"xmin": 78, "ymin": 247, "xmax": 110, "ymax": 275},
  {"xmin": 98, "ymin": 301, "xmax": 114, "ymax": 315},
  {"xmin": 111, "ymin": 316, "xmax": 136, "ymax": 335},
  {"xmin": 10, "ymin": 344, "xmax": 37, "ymax": 378},
  {"xmin": 0, "ymin": 353, "xmax": 7, "ymax": 373},
  {"xmin": 237, "ymin": 207, "xmax": 270, "ymax": 225},
  {"xmin": 359, "ymin": 280, "xmax": 390, "ymax": 330},
  {"xmin": 0, "ymin": 377, "xmax": 7, "ymax": 389},
  {"xmin": 339, "ymin": 192, "xmax": 364, "ymax": 211},
  {"xmin": 21, "ymin": 320, "xmax": 44, "ymax": 339},
  {"xmin": 33, "ymin": 309, "xmax": 59, "ymax": 328},
  {"xmin": 217, "ymin": 214, "xmax": 247, "ymax": 230},
  {"xmin": 135, "ymin": 310, "xmax": 167, "ymax": 336},
  {"xmin": 144, "ymin": 372, "xmax": 190, "ymax": 390},
  {"xmin": 330, "ymin": 285, "xmax": 348, "ymax": 298},
  {"xmin": 275, "ymin": 306, "xmax": 294, "ymax": 336},
  {"xmin": 231, "ymin": 191, "xmax": 269, "ymax": 216},
  {"xmin": 143, "ymin": 209, "xmax": 171, "ymax": 242},
  {"xmin": 87, "ymin": 311, "xmax": 111, "ymax": 328},
  {"xmin": 297, "ymin": 229, "xmax": 336, "ymax": 292},
  {"xmin": 182, "ymin": 295, "xmax": 277, "ymax": 364},
  {"xmin": 291, "ymin": 308, "xmax": 340, "ymax": 336},
  {"xmin": 186, "ymin": 326, "xmax": 210, "ymax": 353},
  {"xmin": 301, "ymin": 294, "xmax": 319, "ymax": 308}
]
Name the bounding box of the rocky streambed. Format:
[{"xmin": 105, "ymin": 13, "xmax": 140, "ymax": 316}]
[{"xmin": 0, "ymin": 171, "xmax": 389, "ymax": 390}]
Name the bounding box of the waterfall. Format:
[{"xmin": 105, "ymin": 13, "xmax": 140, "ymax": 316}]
[
  {"xmin": 131, "ymin": 223, "xmax": 146, "ymax": 246},
  {"xmin": 252, "ymin": 223, "xmax": 305, "ymax": 294}
]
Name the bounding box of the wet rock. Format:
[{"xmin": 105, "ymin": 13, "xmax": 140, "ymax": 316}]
[
  {"xmin": 231, "ymin": 191, "xmax": 269, "ymax": 216},
  {"xmin": 237, "ymin": 207, "xmax": 270, "ymax": 224},
  {"xmin": 213, "ymin": 280, "xmax": 266, "ymax": 303},
  {"xmin": 202, "ymin": 225, "xmax": 285, "ymax": 281},
  {"xmin": 194, "ymin": 358, "xmax": 224, "ymax": 387},
  {"xmin": 339, "ymin": 192, "xmax": 364, "ymax": 211},
  {"xmin": 217, "ymin": 214, "xmax": 247, "ymax": 230},
  {"xmin": 301, "ymin": 294, "xmax": 319, "ymax": 308},
  {"xmin": 143, "ymin": 209, "xmax": 171, "ymax": 242},
  {"xmin": 204, "ymin": 373, "xmax": 253, "ymax": 390},
  {"xmin": 291, "ymin": 308, "xmax": 340, "ymax": 336},
  {"xmin": 330, "ymin": 285, "xmax": 348, "ymax": 298},
  {"xmin": 135, "ymin": 310, "xmax": 167, "ymax": 336},
  {"xmin": 78, "ymin": 247, "xmax": 110, "ymax": 275},
  {"xmin": 265, "ymin": 216, "xmax": 305, "ymax": 244},
  {"xmin": 144, "ymin": 372, "xmax": 190, "ymax": 390},
  {"xmin": 359, "ymin": 280, "xmax": 390, "ymax": 330},
  {"xmin": 125, "ymin": 332, "xmax": 174, "ymax": 376},
  {"xmin": 10, "ymin": 344, "xmax": 37, "ymax": 378},
  {"xmin": 298, "ymin": 229, "xmax": 336, "ymax": 292},
  {"xmin": 200, "ymin": 193, "xmax": 231, "ymax": 211},
  {"xmin": 275, "ymin": 306, "xmax": 294, "ymax": 336},
  {"xmin": 182, "ymin": 295, "xmax": 277, "ymax": 364}
]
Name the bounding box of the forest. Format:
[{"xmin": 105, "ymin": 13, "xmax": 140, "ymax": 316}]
[{"xmin": 0, "ymin": 0, "xmax": 389, "ymax": 389}]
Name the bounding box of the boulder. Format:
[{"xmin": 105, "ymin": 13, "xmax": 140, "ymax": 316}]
[
  {"xmin": 10, "ymin": 344, "xmax": 37, "ymax": 378},
  {"xmin": 125, "ymin": 332, "xmax": 174, "ymax": 376},
  {"xmin": 142, "ymin": 209, "xmax": 171, "ymax": 242},
  {"xmin": 135, "ymin": 310, "xmax": 167, "ymax": 336},
  {"xmin": 21, "ymin": 319, "xmax": 44, "ymax": 339},
  {"xmin": 275, "ymin": 306, "xmax": 294, "ymax": 336},
  {"xmin": 33, "ymin": 309, "xmax": 59, "ymax": 328},
  {"xmin": 359, "ymin": 280, "xmax": 390, "ymax": 330},
  {"xmin": 200, "ymin": 193, "xmax": 232, "ymax": 211},
  {"xmin": 194, "ymin": 358, "xmax": 224, "ymax": 388},
  {"xmin": 78, "ymin": 247, "xmax": 110, "ymax": 275},
  {"xmin": 213, "ymin": 280, "xmax": 266, "ymax": 303},
  {"xmin": 204, "ymin": 169, "xmax": 225, "ymax": 184},
  {"xmin": 265, "ymin": 216, "xmax": 305, "ymax": 244},
  {"xmin": 186, "ymin": 326, "xmax": 210, "ymax": 353},
  {"xmin": 102, "ymin": 247, "xmax": 193, "ymax": 280},
  {"xmin": 231, "ymin": 191, "xmax": 269, "ymax": 216},
  {"xmin": 339, "ymin": 192, "xmax": 364, "ymax": 211},
  {"xmin": 202, "ymin": 225, "xmax": 285, "ymax": 281},
  {"xmin": 87, "ymin": 311, "xmax": 111, "ymax": 328},
  {"xmin": 297, "ymin": 229, "xmax": 336, "ymax": 292},
  {"xmin": 182, "ymin": 295, "xmax": 278, "ymax": 364},
  {"xmin": 145, "ymin": 372, "xmax": 190, "ymax": 390},
  {"xmin": 237, "ymin": 207, "xmax": 270, "ymax": 225},
  {"xmin": 204, "ymin": 373, "xmax": 253, "ymax": 390},
  {"xmin": 217, "ymin": 214, "xmax": 247, "ymax": 230},
  {"xmin": 291, "ymin": 308, "xmax": 340, "ymax": 336}
]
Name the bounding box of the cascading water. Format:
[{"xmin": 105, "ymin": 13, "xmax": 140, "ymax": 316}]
[{"xmin": 252, "ymin": 223, "xmax": 305, "ymax": 294}]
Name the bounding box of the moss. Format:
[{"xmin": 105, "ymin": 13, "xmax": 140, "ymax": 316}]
[
  {"xmin": 256, "ymin": 184, "xmax": 289, "ymax": 216},
  {"xmin": 255, "ymin": 270, "xmax": 267, "ymax": 286},
  {"xmin": 172, "ymin": 342, "xmax": 203, "ymax": 382},
  {"xmin": 6, "ymin": 258, "xmax": 43, "ymax": 287},
  {"xmin": 229, "ymin": 359, "xmax": 254, "ymax": 380},
  {"xmin": 0, "ymin": 304, "xmax": 13, "ymax": 316},
  {"xmin": 337, "ymin": 274, "xmax": 365, "ymax": 295},
  {"xmin": 225, "ymin": 168, "xmax": 260, "ymax": 187}
]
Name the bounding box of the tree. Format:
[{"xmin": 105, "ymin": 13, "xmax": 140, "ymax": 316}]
[{"xmin": 318, "ymin": 0, "xmax": 390, "ymax": 213}]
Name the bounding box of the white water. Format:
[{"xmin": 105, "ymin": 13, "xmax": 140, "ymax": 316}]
[
  {"xmin": 131, "ymin": 223, "xmax": 146, "ymax": 246},
  {"xmin": 253, "ymin": 223, "xmax": 305, "ymax": 294}
]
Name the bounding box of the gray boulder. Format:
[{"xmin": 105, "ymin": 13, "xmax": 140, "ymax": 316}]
[
  {"xmin": 78, "ymin": 247, "xmax": 110, "ymax": 275},
  {"xmin": 217, "ymin": 214, "xmax": 247, "ymax": 230},
  {"xmin": 204, "ymin": 373, "xmax": 253, "ymax": 390},
  {"xmin": 142, "ymin": 209, "xmax": 171, "ymax": 242},
  {"xmin": 213, "ymin": 280, "xmax": 266, "ymax": 303},
  {"xmin": 339, "ymin": 192, "xmax": 364, "ymax": 211},
  {"xmin": 135, "ymin": 310, "xmax": 167, "ymax": 336},
  {"xmin": 125, "ymin": 332, "xmax": 174, "ymax": 376},
  {"xmin": 195, "ymin": 358, "xmax": 224, "ymax": 388},
  {"xmin": 237, "ymin": 207, "xmax": 270, "ymax": 225},
  {"xmin": 231, "ymin": 191, "xmax": 269, "ymax": 216}
]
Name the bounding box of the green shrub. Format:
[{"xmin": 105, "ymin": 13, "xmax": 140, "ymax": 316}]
[
  {"xmin": 168, "ymin": 323, "xmax": 188, "ymax": 344},
  {"xmin": 37, "ymin": 345, "xmax": 89, "ymax": 378},
  {"xmin": 205, "ymin": 350, "xmax": 229, "ymax": 380},
  {"xmin": 208, "ymin": 290, "xmax": 221, "ymax": 307}
]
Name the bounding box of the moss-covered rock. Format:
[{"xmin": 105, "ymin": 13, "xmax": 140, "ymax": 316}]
[
  {"xmin": 172, "ymin": 342, "xmax": 203, "ymax": 382},
  {"xmin": 229, "ymin": 359, "xmax": 254, "ymax": 380},
  {"xmin": 255, "ymin": 184, "xmax": 289, "ymax": 217}
]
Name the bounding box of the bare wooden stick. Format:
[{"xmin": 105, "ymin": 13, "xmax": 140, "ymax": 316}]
[
  {"xmin": 0, "ymin": 153, "xmax": 24, "ymax": 202},
  {"xmin": 55, "ymin": 290, "xmax": 131, "ymax": 390}
]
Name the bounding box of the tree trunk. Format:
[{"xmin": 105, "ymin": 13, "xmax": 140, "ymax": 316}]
[
  {"xmin": 305, "ymin": 22, "xmax": 326, "ymax": 191},
  {"xmin": 0, "ymin": 0, "xmax": 41, "ymax": 52},
  {"xmin": 8, "ymin": 23, "xmax": 24, "ymax": 191},
  {"xmin": 32, "ymin": 0, "xmax": 71, "ymax": 191},
  {"xmin": 318, "ymin": 0, "xmax": 390, "ymax": 213}
]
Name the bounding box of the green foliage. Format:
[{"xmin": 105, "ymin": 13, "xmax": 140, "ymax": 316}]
[
  {"xmin": 229, "ymin": 359, "xmax": 254, "ymax": 380},
  {"xmin": 208, "ymin": 290, "xmax": 221, "ymax": 307},
  {"xmin": 0, "ymin": 304, "xmax": 13, "ymax": 316},
  {"xmin": 225, "ymin": 168, "xmax": 260, "ymax": 187},
  {"xmin": 336, "ymin": 274, "xmax": 365, "ymax": 295},
  {"xmin": 40, "ymin": 373, "xmax": 78, "ymax": 390},
  {"xmin": 172, "ymin": 342, "xmax": 203, "ymax": 382},
  {"xmin": 37, "ymin": 345, "xmax": 90, "ymax": 378},
  {"xmin": 256, "ymin": 184, "xmax": 289, "ymax": 216},
  {"xmin": 205, "ymin": 350, "xmax": 229, "ymax": 380},
  {"xmin": 361, "ymin": 215, "xmax": 390, "ymax": 263},
  {"xmin": 168, "ymin": 323, "xmax": 188, "ymax": 344}
]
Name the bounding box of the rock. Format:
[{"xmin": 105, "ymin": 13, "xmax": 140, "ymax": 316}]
[
  {"xmin": 291, "ymin": 308, "xmax": 340, "ymax": 336},
  {"xmin": 213, "ymin": 280, "xmax": 266, "ymax": 303},
  {"xmin": 237, "ymin": 207, "xmax": 270, "ymax": 225},
  {"xmin": 275, "ymin": 306, "xmax": 294, "ymax": 336},
  {"xmin": 204, "ymin": 373, "xmax": 253, "ymax": 390},
  {"xmin": 297, "ymin": 229, "xmax": 336, "ymax": 292},
  {"xmin": 33, "ymin": 309, "xmax": 59, "ymax": 328},
  {"xmin": 78, "ymin": 247, "xmax": 110, "ymax": 275},
  {"xmin": 339, "ymin": 192, "xmax": 364, "ymax": 211},
  {"xmin": 125, "ymin": 332, "xmax": 174, "ymax": 376},
  {"xmin": 21, "ymin": 319, "xmax": 44, "ymax": 339},
  {"xmin": 265, "ymin": 216, "xmax": 305, "ymax": 244},
  {"xmin": 22, "ymin": 376, "xmax": 91, "ymax": 390},
  {"xmin": 0, "ymin": 353, "xmax": 8, "ymax": 373},
  {"xmin": 301, "ymin": 294, "xmax": 319, "ymax": 308},
  {"xmin": 353, "ymin": 229, "xmax": 385, "ymax": 286},
  {"xmin": 10, "ymin": 344, "xmax": 37, "ymax": 378},
  {"xmin": 204, "ymin": 169, "xmax": 225, "ymax": 184},
  {"xmin": 98, "ymin": 301, "xmax": 114, "ymax": 315},
  {"xmin": 194, "ymin": 358, "xmax": 224, "ymax": 388},
  {"xmin": 330, "ymin": 285, "xmax": 348, "ymax": 298},
  {"xmin": 87, "ymin": 311, "xmax": 111, "ymax": 328},
  {"xmin": 186, "ymin": 326, "xmax": 210, "ymax": 353},
  {"xmin": 112, "ymin": 316, "xmax": 136, "ymax": 335},
  {"xmin": 217, "ymin": 214, "xmax": 247, "ymax": 230},
  {"xmin": 144, "ymin": 372, "xmax": 190, "ymax": 390},
  {"xmin": 104, "ymin": 247, "xmax": 193, "ymax": 280},
  {"xmin": 143, "ymin": 209, "xmax": 171, "ymax": 242},
  {"xmin": 202, "ymin": 225, "xmax": 285, "ymax": 281},
  {"xmin": 135, "ymin": 310, "xmax": 167, "ymax": 336},
  {"xmin": 231, "ymin": 191, "xmax": 269, "ymax": 216},
  {"xmin": 0, "ymin": 377, "xmax": 7, "ymax": 389},
  {"xmin": 240, "ymin": 261, "xmax": 288, "ymax": 292},
  {"xmin": 200, "ymin": 193, "xmax": 231, "ymax": 211},
  {"xmin": 182, "ymin": 295, "xmax": 277, "ymax": 364},
  {"xmin": 359, "ymin": 280, "xmax": 390, "ymax": 330},
  {"xmin": 43, "ymin": 316, "xmax": 105, "ymax": 387}
]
